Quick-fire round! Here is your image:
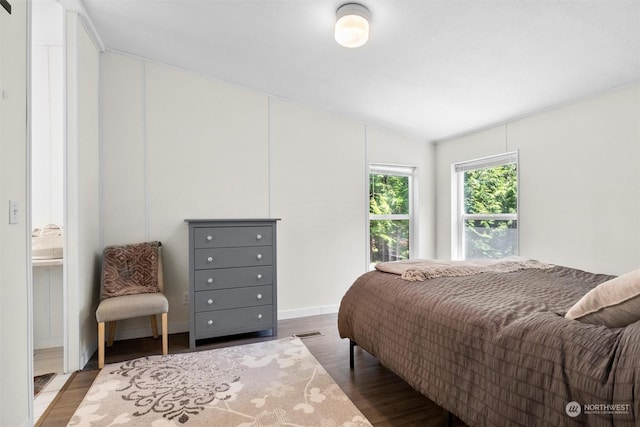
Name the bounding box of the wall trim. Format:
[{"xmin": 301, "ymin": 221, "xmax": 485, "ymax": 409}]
[
  {"xmin": 58, "ymin": 0, "xmax": 105, "ymax": 52},
  {"xmin": 278, "ymin": 305, "xmax": 339, "ymax": 320},
  {"xmin": 100, "ymin": 308, "xmax": 339, "ymax": 353}
]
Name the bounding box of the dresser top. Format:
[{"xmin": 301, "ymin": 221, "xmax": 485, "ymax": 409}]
[{"xmin": 184, "ymin": 218, "xmax": 280, "ymax": 224}]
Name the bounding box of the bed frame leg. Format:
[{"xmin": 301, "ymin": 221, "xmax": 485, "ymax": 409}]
[
  {"xmin": 442, "ymin": 410, "xmax": 452, "ymax": 427},
  {"xmin": 349, "ymin": 340, "xmax": 356, "ymax": 369}
]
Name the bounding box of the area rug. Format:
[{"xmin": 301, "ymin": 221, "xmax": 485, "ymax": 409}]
[
  {"xmin": 67, "ymin": 337, "xmax": 371, "ymax": 426},
  {"xmin": 34, "ymin": 372, "xmax": 56, "ymax": 397}
]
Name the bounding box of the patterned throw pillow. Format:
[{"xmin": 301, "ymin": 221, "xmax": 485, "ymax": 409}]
[{"xmin": 101, "ymin": 241, "xmax": 160, "ymax": 299}]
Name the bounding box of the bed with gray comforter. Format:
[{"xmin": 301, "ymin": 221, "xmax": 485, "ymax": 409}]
[{"xmin": 337, "ymin": 263, "xmax": 639, "ymax": 426}]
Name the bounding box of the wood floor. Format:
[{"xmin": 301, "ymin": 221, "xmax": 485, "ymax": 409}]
[
  {"xmin": 36, "ymin": 313, "xmax": 467, "ymax": 427},
  {"xmin": 34, "ymin": 347, "xmax": 64, "ymax": 377}
]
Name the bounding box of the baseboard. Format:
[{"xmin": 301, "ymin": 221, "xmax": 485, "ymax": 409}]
[
  {"xmin": 80, "ymin": 345, "xmax": 95, "ymax": 370},
  {"xmin": 278, "ymin": 305, "xmax": 339, "ymax": 320},
  {"xmin": 34, "ymin": 336, "xmax": 63, "ymax": 350},
  {"xmin": 99, "ymin": 308, "xmax": 337, "ymax": 346},
  {"xmin": 113, "ymin": 320, "xmax": 189, "ymax": 341}
]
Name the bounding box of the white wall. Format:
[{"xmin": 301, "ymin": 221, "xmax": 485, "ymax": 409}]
[
  {"xmin": 435, "ymin": 84, "xmax": 640, "ymax": 275},
  {"xmin": 270, "ymin": 99, "xmax": 366, "ymax": 317},
  {"xmin": 31, "ymin": 0, "xmax": 63, "ymax": 228},
  {"xmin": 31, "ymin": 44, "xmax": 63, "ymax": 227},
  {"xmin": 101, "ymin": 54, "xmax": 271, "ymax": 335},
  {"xmin": 65, "ymin": 12, "xmax": 101, "ymax": 369},
  {"xmin": 0, "ymin": 1, "xmax": 30, "ymax": 425},
  {"xmin": 100, "ymin": 52, "xmax": 436, "ymax": 337},
  {"xmin": 100, "ymin": 53, "xmax": 146, "ymax": 245},
  {"xmin": 366, "ymin": 126, "xmax": 436, "ymax": 260}
]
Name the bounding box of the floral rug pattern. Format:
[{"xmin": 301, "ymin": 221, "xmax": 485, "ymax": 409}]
[{"xmin": 68, "ymin": 337, "xmax": 371, "ymax": 426}]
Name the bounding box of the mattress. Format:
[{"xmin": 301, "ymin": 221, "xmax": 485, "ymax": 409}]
[{"xmin": 338, "ymin": 265, "xmax": 640, "ymax": 426}]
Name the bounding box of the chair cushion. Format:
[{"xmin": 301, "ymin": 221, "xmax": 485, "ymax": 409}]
[
  {"xmin": 96, "ymin": 293, "xmax": 168, "ymax": 323},
  {"xmin": 102, "ymin": 241, "xmax": 161, "ymax": 299}
]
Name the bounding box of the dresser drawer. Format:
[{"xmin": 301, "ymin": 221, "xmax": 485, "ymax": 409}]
[
  {"xmin": 195, "ymin": 285, "xmax": 272, "ymax": 312},
  {"xmin": 194, "ymin": 226, "xmax": 272, "ymax": 249},
  {"xmin": 186, "ymin": 218, "xmax": 279, "ymax": 348},
  {"xmin": 195, "ymin": 266, "xmax": 273, "ymax": 291},
  {"xmin": 195, "ymin": 246, "xmax": 273, "ymax": 269},
  {"xmin": 195, "ymin": 306, "xmax": 273, "ymax": 335}
]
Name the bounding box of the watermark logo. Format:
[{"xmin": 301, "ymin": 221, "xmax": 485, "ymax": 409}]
[
  {"xmin": 583, "ymin": 403, "xmax": 631, "ymax": 415},
  {"xmin": 565, "ymin": 401, "xmax": 581, "ymax": 417},
  {"xmin": 565, "ymin": 401, "xmax": 631, "ymax": 417}
]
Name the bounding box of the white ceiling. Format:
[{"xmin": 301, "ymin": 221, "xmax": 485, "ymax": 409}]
[{"xmin": 79, "ymin": 0, "xmax": 640, "ymax": 141}]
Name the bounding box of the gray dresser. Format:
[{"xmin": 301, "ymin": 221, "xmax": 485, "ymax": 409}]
[{"xmin": 185, "ymin": 219, "xmax": 279, "ymax": 349}]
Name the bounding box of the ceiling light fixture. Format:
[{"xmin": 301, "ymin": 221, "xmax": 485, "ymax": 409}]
[{"xmin": 335, "ymin": 3, "xmax": 370, "ymax": 48}]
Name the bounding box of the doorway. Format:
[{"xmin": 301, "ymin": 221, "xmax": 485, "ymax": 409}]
[{"xmin": 31, "ymin": 0, "xmax": 66, "ymax": 420}]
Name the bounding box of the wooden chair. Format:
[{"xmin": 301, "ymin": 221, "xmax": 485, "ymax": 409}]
[{"xmin": 95, "ymin": 241, "xmax": 168, "ymax": 368}]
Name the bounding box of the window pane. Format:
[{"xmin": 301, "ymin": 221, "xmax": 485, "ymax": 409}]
[
  {"xmin": 370, "ymin": 174, "xmax": 409, "ymax": 215},
  {"xmin": 464, "ymin": 164, "xmax": 517, "ymax": 215},
  {"xmin": 370, "ymin": 219, "xmax": 410, "ymax": 264},
  {"xmin": 454, "ymin": 152, "xmax": 518, "ymax": 260},
  {"xmin": 464, "ymin": 219, "xmax": 517, "ymax": 259}
]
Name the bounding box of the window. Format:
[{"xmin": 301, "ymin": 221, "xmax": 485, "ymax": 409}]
[
  {"xmin": 452, "ymin": 152, "xmax": 518, "ymax": 260},
  {"xmin": 369, "ymin": 165, "xmax": 415, "ymax": 268}
]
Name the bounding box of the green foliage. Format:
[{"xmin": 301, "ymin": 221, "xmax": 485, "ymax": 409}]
[
  {"xmin": 368, "ymin": 165, "xmax": 518, "ymax": 262},
  {"xmin": 464, "ymin": 219, "xmax": 517, "ymax": 258},
  {"xmin": 464, "ymin": 164, "xmax": 517, "ymax": 215},
  {"xmin": 370, "ymin": 174, "xmax": 410, "ymax": 263},
  {"xmin": 463, "ymin": 164, "xmax": 518, "ymax": 258},
  {"xmin": 370, "ymin": 174, "xmax": 408, "ymax": 215}
]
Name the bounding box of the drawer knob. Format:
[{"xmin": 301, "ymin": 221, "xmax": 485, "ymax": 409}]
[
  {"xmin": 257, "ymin": 314, "xmax": 263, "ymax": 320},
  {"xmin": 207, "ymin": 299, "xmax": 213, "ymax": 305},
  {"xmin": 256, "ymin": 234, "xmax": 262, "ymax": 240},
  {"xmin": 207, "ymin": 256, "xmax": 214, "ymax": 262},
  {"xmin": 206, "ymin": 235, "xmax": 213, "ymax": 241},
  {"xmin": 257, "ymin": 274, "xmax": 262, "ymax": 280},
  {"xmin": 207, "ymin": 278, "xmax": 214, "ymax": 284},
  {"xmin": 207, "ymin": 320, "xmax": 213, "ymax": 326},
  {"xmin": 257, "ymin": 293, "xmax": 263, "ymax": 300},
  {"xmin": 256, "ymin": 254, "xmax": 262, "ymax": 260}
]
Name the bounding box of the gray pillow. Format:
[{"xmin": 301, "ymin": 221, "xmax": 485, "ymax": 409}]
[{"xmin": 565, "ymin": 269, "xmax": 640, "ymax": 328}]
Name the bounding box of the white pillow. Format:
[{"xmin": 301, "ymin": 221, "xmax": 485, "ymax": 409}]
[{"xmin": 565, "ymin": 269, "xmax": 640, "ymax": 328}]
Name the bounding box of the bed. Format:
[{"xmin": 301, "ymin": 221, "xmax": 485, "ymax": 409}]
[{"xmin": 337, "ymin": 259, "xmax": 640, "ymax": 426}]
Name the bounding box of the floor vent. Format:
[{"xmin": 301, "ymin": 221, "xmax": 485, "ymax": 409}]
[{"xmin": 294, "ymin": 331, "xmax": 323, "ymax": 339}]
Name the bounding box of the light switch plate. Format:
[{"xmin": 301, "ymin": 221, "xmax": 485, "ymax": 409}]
[{"xmin": 9, "ymin": 200, "xmax": 18, "ymax": 224}]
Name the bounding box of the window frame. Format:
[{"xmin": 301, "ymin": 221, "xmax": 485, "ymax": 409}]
[
  {"xmin": 451, "ymin": 152, "xmax": 519, "ymax": 260},
  {"xmin": 368, "ymin": 164, "xmax": 416, "ymax": 268}
]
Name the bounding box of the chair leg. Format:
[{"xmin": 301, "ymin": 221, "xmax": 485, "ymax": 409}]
[
  {"xmin": 98, "ymin": 322, "xmax": 105, "ymax": 369},
  {"xmin": 161, "ymin": 312, "xmax": 168, "ymax": 356},
  {"xmin": 107, "ymin": 321, "xmax": 117, "ymax": 347},
  {"xmin": 150, "ymin": 315, "xmax": 159, "ymax": 339}
]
